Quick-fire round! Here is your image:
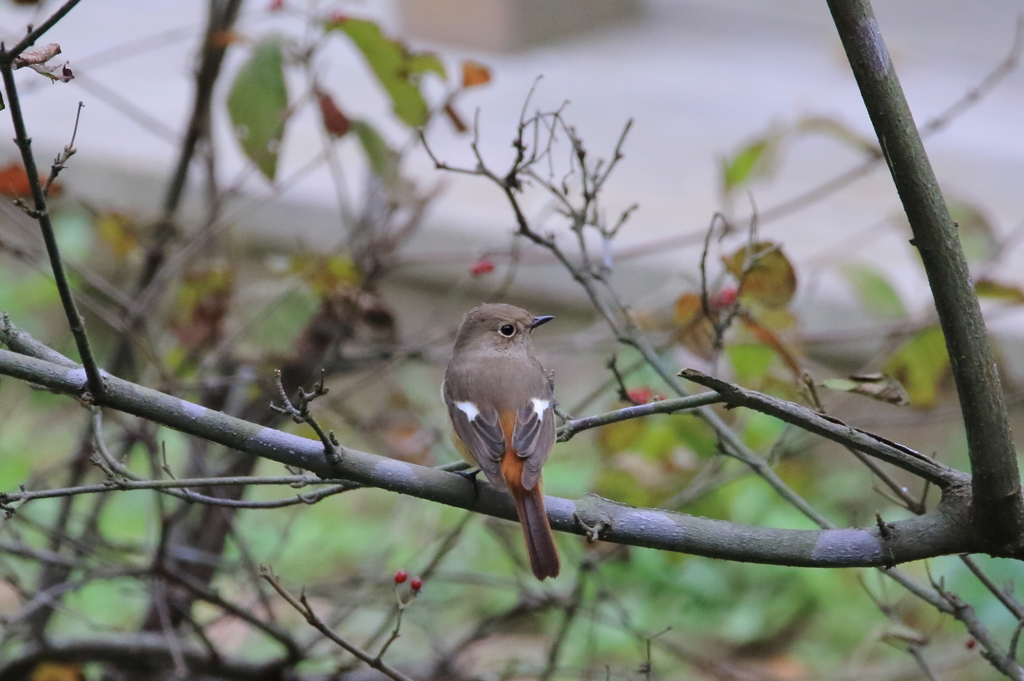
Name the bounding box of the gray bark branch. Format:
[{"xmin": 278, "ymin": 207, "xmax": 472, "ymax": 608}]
[
  {"xmin": 826, "ymin": 0, "xmax": 1023, "ymax": 549},
  {"xmin": 0, "ymin": 348, "xmax": 1007, "ymax": 568}
]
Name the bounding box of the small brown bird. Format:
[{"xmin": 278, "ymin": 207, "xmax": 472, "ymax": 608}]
[{"xmin": 443, "ymin": 303, "xmax": 560, "ymax": 580}]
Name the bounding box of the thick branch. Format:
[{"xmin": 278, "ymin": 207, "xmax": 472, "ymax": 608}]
[
  {"xmin": 1, "ymin": 348, "xmax": 1007, "ymax": 566},
  {"xmin": 826, "ymin": 0, "xmax": 1022, "ymax": 547}
]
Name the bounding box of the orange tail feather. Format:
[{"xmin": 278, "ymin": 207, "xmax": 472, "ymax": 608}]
[
  {"xmin": 511, "ymin": 485, "xmax": 560, "ymax": 580},
  {"xmin": 499, "ymin": 413, "xmax": 559, "ymax": 581}
]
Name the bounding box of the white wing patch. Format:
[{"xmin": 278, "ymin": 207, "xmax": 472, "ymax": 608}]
[
  {"xmin": 455, "ymin": 401, "xmax": 481, "ymax": 422},
  {"xmin": 531, "ymin": 398, "xmax": 550, "ymax": 418}
]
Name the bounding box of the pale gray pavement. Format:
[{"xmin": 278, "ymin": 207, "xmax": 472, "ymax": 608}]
[{"xmin": 1, "ymin": 0, "xmax": 1022, "ymax": 368}]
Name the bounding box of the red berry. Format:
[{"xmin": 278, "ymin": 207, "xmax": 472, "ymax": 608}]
[
  {"xmin": 966, "ymin": 638, "xmax": 976, "ymax": 649},
  {"xmin": 714, "ymin": 287, "xmax": 738, "ymax": 309},
  {"xmin": 410, "ymin": 576, "xmax": 423, "ymax": 592},
  {"xmin": 626, "ymin": 388, "xmax": 654, "ymax": 405},
  {"xmin": 268, "ymin": 0, "xmax": 284, "ymax": 10},
  {"xmin": 470, "ymin": 258, "xmax": 495, "ymax": 277},
  {"xmin": 394, "ymin": 570, "xmax": 408, "ymax": 584}
]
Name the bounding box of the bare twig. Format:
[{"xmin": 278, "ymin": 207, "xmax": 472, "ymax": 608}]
[
  {"xmin": 270, "ymin": 368, "xmax": 344, "ymax": 471},
  {"xmin": 0, "ymin": 60, "xmax": 104, "ymax": 399},
  {"xmin": 959, "ymin": 555, "xmax": 1024, "ymax": 623},
  {"xmin": 43, "ymin": 101, "xmax": 84, "ymax": 196},
  {"xmin": 557, "ymin": 391, "xmax": 723, "ymax": 442},
  {"xmin": 260, "ymin": 566, "xmax": 416, "ymax": 681}
]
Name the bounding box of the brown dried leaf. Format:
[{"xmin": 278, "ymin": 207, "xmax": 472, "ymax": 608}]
[
  {"xmin": 672, "ymin": 293, "xmax": 716, "ymax": 359},
  {"xmin": 12, "ymin": 43, "xmax": 61, "ymax": 68},
  {"xmin": 316, "ymin": 89, "xmax": 351, "ymax": 138},
  {"xmin": 461, "ymin": 60, "xmax": 491, "ymax": 88},
  {"xmin": 29, "ymin": 61, "xmax": 74, "ymax": 83},
  {"xmin": 0, "ymin": 162, "xmax": 59, "ymax": 197}
]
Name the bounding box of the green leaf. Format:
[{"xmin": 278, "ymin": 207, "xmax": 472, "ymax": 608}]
[
  {"xmin": 820, "ymin": 374, "xmax": 909, "ymax": 405},
  {"xmin": 667, "ymin": 414, "xmax": 718, "ymax": 458},
  {"xmin": 407, "ymin": 52, "xmax": 446, "ymax": 77},
  {"xmin": 723, "ymin": 138, "xmax": 769, "ymax": 190},
  {"xmin": 840, "ymin": 263, "xmax": 907, "ymax": 319},
  {"xmin": 326, "ymin": 17, "xmax": 445, "ymax": 128},
  {"xmin": 975, "ymin": 278, "xmax": 1024, "ymax": 304},
  {"xmin": 726, "ymin": 343, "xmax": 775, "ymax": 383},
  {"xmin": 882, "ymin": 326, "xmax": 950, "ymax": 407},
  {"xmin": 227, "ymin": 36, "xmax": 289, "ymax": 181},
  {"xmin": 722, "ymin": 129, "xmax": 786, "ymax": 192},
  {"xmin": 742, "ymin": 411, "xmax": 786, "ymax": 452},
  {"xmin": 350, "ymin": 119, "xmax": 398, "ymax": 180}
]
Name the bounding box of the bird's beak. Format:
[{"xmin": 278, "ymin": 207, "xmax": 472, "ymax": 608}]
[{"xmin": 530, "ymin": 315, "xmax": 554, "ymax": 329}]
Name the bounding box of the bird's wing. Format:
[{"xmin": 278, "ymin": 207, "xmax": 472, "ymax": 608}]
[
  {"xmin": 512, "ymin": 387, "xmax": 556, "ymax": 491},
  {"xmin": 443, "ymin": 382, "xmax": 506, "ymax": 488}
]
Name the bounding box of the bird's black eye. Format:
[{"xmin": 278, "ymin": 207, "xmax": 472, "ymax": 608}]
[{"xmin": 499, "ymin": 324, "xmax": 516, "ymax": 337}]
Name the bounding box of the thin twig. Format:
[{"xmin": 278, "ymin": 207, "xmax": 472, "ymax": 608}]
[
  {"xmin": 960, "ymin": 555, "xmax": 1024, "ymax": 623},
  {"xmin": 259, "ymin": 566, "xmax": 416, "ymax": 681},
  {"xmin": 557, "ymin": 391, "xmax": 723, "ymax": 442},
  {"xmin": 270, "ymin": 368, "xmax": 345, "ymax": 471},
  {"xmin": 0, "ymin": 473, "xmax": 354, "ymax": 508},
  {"xmin": 0, "ymin": 61, "xmax": 104, "ymax": 399},
  {"xmin": 43, "ymin": 101, "xmax": 84, "ymax": 196},
  {"xmin": 679, "ymin": 368, "xmax": 964, "ymax": 487}
]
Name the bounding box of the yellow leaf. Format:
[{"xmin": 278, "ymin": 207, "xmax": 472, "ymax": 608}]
[
  {"xmin": 95, "ymin": 212, "xmax": 139, "ymax": 259},
  {"xmin": 32, "ymin": 662, "xmax": 83, "ymax": 681},
  {"xmin": 724, "ymin": 242, "xmax": 796, "ymax": 309},
  {"xmin": 289, "ymin": 254, "xmax": 361, "ymax": 297},
  {"xmin": 883, "ymin": 326, "xmax": 950, "ymax": 407},
  {"xmin": 596, "ymin": 417, "xmax": 648, "ymax": 458},
  {"xmin": 975, "ymin": 278, "xmax": 1024, "ymax": 304}
]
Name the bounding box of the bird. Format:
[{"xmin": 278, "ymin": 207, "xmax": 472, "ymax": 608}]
[{"xmin": 443, "ymin": 303, "xmax": 560, "ymax": 580}]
